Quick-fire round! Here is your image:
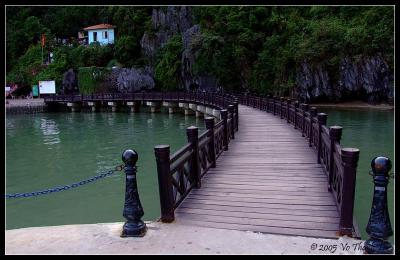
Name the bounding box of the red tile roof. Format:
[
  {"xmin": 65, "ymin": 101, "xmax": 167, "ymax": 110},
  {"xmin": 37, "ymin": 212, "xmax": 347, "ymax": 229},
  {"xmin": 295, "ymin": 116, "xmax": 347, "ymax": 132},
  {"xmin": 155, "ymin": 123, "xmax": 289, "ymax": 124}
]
[{"xmin": 83, "ymin": 23, "xmax": 116, "ymax": 31}]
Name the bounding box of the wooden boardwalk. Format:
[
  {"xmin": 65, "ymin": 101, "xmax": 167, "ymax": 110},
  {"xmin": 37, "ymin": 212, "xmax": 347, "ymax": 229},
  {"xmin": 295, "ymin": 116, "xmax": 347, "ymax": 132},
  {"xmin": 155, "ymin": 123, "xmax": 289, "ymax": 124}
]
[{"xmin": 175, "ymin": 105, "xmax": 340, "ymax": 238}]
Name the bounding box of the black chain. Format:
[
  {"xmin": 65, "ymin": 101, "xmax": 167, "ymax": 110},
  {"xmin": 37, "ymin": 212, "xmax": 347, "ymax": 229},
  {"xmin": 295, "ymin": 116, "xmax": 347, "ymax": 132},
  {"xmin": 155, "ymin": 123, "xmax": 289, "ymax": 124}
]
[{"xmin": 5, "ymin": 165, "xmax": 124, "ymax": 199}]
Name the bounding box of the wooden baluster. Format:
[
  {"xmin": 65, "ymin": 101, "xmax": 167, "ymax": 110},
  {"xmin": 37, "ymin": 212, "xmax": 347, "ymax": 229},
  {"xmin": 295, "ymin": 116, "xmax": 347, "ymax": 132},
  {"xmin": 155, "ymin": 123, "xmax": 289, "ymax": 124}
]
[
  {"xmin": 280, "ymin": 97, "xmax": 285, "ymax": 119},
  {"xmin": 205, "ymin": 117, "xmax": 216, "ymax": 168},
  {"xmin": 339, "ymin": 148, "xmax": 360, "ymax": 236},
  {"xmin": 221, "ymin": 110, "xmax": 229, "ymax": 151},
  {"xmin": 294, "ymin": 101, "xmax": 299, "ymax": 129},
  {"xmin": 154, "ymin": 145, "xmax": 174, "ymax": 222},
  {"xmin": 309, "ymin": 107, "xmax": 317, "ymax": 147},
  {"xmin": 286, "ymin": 99, "xmax": 291, "ymax": 123},
  {"xmin": 234, "ymin": 100, "xmax": 239, "ymax": 131},
  {"xmin": 328, "ymin": 126, "xmax": 342, "ymax": 191},
  {"xmin": 302, "ymin": 104, "xmax": 309, "ymax": 137},
  {"xmin": 187, "ymin": 126, "xmax": 201, "ymax": 188},
  {"xmin": 317, "ymin": 113, "xmax": 327, "ymax": 164},
  {"xmin": 228, "ymin": 105, "xmax": 235, "ymax": 140}
]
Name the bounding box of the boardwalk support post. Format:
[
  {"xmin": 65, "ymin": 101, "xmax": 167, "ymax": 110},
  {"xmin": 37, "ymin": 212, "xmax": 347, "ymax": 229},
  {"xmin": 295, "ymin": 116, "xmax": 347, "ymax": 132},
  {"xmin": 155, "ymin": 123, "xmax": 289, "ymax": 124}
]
[
  {"xmin": 328, "ymin": 126, "xmax": 342, "ymax": 191},
  {"xmin": 187, "ymin": 126, "xmax": 201, "ymax": 188},
  {"xmin": 364, "ymin": 156, "xmax": 393, "ymax": 254},
  {"xmin": 154, "ymin": 145, "xmax": 175, "ymax": 222},
  {"xmin": 280, "ymin": 97, "xmax": 284, "ymax": 119},
  {"xmin": 205, "ymin": 117, "xmax": 216, "ymax": 168},
  {"xmin": 339, "ymin": 148, "xmax": 360, "ymax": 237},
  {"xmin": 221, "ymin": 109, "xmax": 229, "ymax": 151},
  {"xmin": 317, "ymin": 113, "xmax": 327, "ymax": 163},
  {"xmin": 121, "ymin": 149, "xmax": 147, "ymax": 237}
]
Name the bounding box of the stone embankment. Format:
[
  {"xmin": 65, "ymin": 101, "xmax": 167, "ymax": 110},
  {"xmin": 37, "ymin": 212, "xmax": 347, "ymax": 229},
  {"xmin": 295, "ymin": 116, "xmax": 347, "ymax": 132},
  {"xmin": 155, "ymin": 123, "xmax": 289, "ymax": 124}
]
[{"xmin": 6, "ymin": 99, "xmax": 46, "ymax": 115}]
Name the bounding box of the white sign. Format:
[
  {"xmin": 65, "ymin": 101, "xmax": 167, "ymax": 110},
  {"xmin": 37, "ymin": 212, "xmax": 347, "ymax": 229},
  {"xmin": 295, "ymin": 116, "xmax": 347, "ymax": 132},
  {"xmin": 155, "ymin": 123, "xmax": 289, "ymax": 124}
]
[
  {"xmin": 38, "ymin": 80, "xmax": 56, "ymax": 94},
  {"xmin": 5, "ymin": 87, "xmax": 10, "ymax": 92}
]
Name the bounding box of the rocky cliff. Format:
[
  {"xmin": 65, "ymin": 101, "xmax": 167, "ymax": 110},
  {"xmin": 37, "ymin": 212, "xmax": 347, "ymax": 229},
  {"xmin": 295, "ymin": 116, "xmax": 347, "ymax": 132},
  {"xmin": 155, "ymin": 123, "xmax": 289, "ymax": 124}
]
[
  {"xmin": 295, "ymin": 55, "xmax": 393, "ymax": 103},
  {"xmin": 140, "ymin": 7, "xmax": 218, "ymax": 91}
]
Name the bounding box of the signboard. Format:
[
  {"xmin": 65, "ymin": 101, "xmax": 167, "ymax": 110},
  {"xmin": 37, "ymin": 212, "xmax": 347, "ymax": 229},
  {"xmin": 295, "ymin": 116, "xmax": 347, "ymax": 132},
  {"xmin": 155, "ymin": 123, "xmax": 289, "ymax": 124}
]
[
  {"xmin": 38, "ymin": 80, "xmax": 56, "ymax": 94},
  {"xmin": 5, "ymin": 87, "xmax": 10, "ymax": 92},
  {"xmin": 32, "ymin": 85, "xmax": 39, "ymax": 97}
]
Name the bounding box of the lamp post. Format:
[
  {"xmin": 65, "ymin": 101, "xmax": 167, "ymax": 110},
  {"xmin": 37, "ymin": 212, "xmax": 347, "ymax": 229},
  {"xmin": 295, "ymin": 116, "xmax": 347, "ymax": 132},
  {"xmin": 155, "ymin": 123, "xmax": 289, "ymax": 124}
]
[
  {"xmin": 121, "ymin": 149, "xmax": 147, "ymax": 237},
  {"xmin": 364, "ymin": 156, "xmax": 393, "ymax": 254}
]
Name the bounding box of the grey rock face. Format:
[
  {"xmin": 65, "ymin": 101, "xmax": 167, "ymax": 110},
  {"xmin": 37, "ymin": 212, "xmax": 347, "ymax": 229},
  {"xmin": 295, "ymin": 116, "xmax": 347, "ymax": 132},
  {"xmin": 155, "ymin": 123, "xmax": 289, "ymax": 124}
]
[
  {"xmin": 114, "ymin": 67, "xmax": 155, "ymax": 93},
  {"xmin": 296, "ymin": 55, "xmax": 393, "ymax": 103},
  {"xmin": 296, "ymin": 62, "xmax": 332, "ymax": 102},
  {"xmin": 61, "ymin": 69, "xmax": 78, "ymax": 94},
  {"xmin": 181, "ymin": 25, "xmax": 218, "ymax": 91},
  {"xmin": 141, "ymin": 7, "xmax": 193, "ymax": 65},
  {"xmin": 140, "ymin": 7, "xmax": 218, "ymax": 92}
]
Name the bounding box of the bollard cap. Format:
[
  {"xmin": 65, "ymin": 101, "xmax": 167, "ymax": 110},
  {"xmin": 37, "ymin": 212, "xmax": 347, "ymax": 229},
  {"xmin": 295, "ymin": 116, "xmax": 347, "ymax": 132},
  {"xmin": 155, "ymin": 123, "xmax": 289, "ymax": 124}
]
[
  {"xmin": 122, "ymin": 149, "xmax": 138, "ymax": 166},
  {"xmin": 371, "ymin": 156, "xmax": 392, "ymax": 175}
]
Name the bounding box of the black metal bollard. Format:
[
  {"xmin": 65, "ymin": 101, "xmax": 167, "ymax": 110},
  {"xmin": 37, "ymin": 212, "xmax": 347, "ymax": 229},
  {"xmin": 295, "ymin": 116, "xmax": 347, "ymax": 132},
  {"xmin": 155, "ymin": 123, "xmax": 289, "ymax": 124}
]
[
  {"xmin": 121, "ymin": 149, "xmax": 147, "ymax": 237},
  {"xmin": 364, "ymin": 156, "xmax": 393, "ymax": 254}
]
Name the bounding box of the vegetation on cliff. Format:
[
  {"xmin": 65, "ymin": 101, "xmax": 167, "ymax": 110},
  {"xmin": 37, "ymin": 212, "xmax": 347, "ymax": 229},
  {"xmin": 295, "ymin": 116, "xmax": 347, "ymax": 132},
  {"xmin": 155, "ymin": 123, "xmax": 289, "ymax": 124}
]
[{"xmin": 6, "ymin": 6, "xmax": 393, "ymax": 99}]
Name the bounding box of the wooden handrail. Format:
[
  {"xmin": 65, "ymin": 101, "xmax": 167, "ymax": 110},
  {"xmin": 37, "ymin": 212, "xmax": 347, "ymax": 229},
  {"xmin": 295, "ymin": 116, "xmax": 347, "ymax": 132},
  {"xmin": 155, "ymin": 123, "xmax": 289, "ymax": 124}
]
[{"xmin": 233, "ymin": 93, "xmax": 360, "ymax": 238}]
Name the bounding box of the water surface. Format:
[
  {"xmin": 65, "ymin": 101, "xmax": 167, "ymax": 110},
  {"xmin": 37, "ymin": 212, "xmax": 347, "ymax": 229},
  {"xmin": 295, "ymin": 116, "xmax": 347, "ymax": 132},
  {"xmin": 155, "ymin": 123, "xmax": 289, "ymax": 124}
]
[{"xmin": 6, "ymin": 109, "xmax": 204, "ymax": 229}]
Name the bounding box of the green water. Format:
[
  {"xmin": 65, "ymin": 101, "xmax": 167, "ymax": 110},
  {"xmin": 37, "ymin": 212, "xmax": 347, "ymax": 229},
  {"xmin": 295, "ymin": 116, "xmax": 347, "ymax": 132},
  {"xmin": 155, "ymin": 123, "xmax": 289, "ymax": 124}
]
[
  {"xmin": 6, "ymin": 108, "xmax": 204, "ymax": 230},
  {"xmin": 317, "ymin": 107, "xmax": 394, "ymax": 242}
]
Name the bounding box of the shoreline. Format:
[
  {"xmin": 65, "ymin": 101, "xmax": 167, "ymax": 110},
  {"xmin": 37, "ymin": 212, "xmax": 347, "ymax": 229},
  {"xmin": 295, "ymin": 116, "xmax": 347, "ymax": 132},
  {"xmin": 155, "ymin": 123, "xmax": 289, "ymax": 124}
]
[{"xmin": 308, "ymin": 101, "xmax": 393, "ymax": 111}]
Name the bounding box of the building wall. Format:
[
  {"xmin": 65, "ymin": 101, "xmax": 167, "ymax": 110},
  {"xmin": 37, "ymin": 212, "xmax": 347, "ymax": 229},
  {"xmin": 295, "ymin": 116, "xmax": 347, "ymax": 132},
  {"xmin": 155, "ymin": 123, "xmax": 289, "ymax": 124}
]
[{"xmin": 87, "ymin": 29, "xmax": 115, "ymax": 45}]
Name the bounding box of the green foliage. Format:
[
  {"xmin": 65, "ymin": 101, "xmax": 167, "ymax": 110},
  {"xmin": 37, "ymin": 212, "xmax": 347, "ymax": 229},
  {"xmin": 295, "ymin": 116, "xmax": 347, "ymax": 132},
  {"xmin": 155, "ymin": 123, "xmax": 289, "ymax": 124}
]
[
  {"xmin": 107, "ymin": 59, "xmax": 122, "ymax": 68},
  {"xmin": 154, "ymin": 35, "xmax": 183, "ymax": 91},
  {"xmin": 114, "ymin": 36, "xmax": 141, "ymax": 67},
  {"xmin": 6, "ymin": 44, "xmax": 42, "ymax": 86},
  {"xmin": 191, "ymin": 6, "xmax": 394, "ymax": 95},
  {"xmin": 77, "ymin": 67, "xmax": 110, "ymax": 94},
  {"xmin": 6, "ymin": 6, "xmax": 394, "ymax": 96}
]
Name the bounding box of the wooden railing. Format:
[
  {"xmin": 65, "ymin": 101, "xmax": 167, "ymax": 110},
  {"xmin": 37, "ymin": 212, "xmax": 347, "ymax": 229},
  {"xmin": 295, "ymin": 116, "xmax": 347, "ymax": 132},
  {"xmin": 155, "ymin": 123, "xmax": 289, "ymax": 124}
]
[
  {"xmin": 235, "ymin": 94, "xmax": 360, "ymax": 238},
  {"xmin": 45, "ymin": 91, "xmax": 239, "ymax": 223},
  {"xmin": 44, "ymin": 91, "xmax": 235, "ymax": 110},
  {"xmin": 151, "ymin": 93, "xmax": 238, "ymax": 222}
]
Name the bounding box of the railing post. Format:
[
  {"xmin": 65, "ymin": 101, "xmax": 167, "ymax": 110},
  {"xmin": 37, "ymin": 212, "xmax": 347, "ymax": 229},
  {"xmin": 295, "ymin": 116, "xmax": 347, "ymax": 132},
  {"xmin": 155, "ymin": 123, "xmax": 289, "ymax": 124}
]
[
  {"xmin": 309, "ymin": 107, "xmax": 318, "ymax": 147},
  {"xmin": 280, "ymin": 97, "xmax": 285, "ymax": 119},
  {"xmin": 301, "ymin": 104, "xmax": 309, "ymax": 137},
  {"xmin": 339, "ymin": 148, "xmax": 360, "ymax": 237},
  {"xmin": 365, "ymin": 156, "xmax": 393, "ymax": 254},
  {"xmin": 328, "ymin": 126, "xmax": 342, "ymax": 191},
  {"xmin": 286, "ymin": 99, "xmax": 291, "ymax": 123},
  {"xmin": 273, "ymin": 96, "xmax": 277, "ymax": 115},
  {"xmin": 154, "ymin": 145, "xmax": 175, "ymax": 222},
  {"xmin": 294, "ymin": 101, "xmax": 299, "ymax": 129},
  {"xmin": 221, "ymin": 109, "xmax": 229, "ymax": 151},
  {"xmin": 187, "ymin": 126, "xmax": 201, "ymax": 188},
  {"xmin": 205, "ymin": 117, "xmax": 216, "ymax": 168},
  {"xmin": 121, "ymin": 149, "xmax": 147, "ymax": 237},
  {"xmin": 317, "ymin": 113, "xmax": 327, "ymax": 163},
  {"xmin": 234, "ymin": 99, "xmax": 239, "ymax": 131},
  {"xmin": 228, "ymin": 105, "xmax": 235, "ymax": 140}
]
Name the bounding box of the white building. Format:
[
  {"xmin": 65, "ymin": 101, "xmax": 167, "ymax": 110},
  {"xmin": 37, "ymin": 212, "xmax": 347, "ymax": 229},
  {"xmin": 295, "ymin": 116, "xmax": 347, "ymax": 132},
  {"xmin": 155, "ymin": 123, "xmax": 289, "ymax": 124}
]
[{"xmin": 83, "ymin": 23, "xmax": 116, "ymax": 45}]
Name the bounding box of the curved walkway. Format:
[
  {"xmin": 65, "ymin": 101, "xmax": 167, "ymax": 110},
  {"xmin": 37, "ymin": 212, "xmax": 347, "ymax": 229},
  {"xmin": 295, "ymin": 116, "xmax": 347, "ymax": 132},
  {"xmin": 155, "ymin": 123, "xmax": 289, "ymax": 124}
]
[{"xmin": 175, "ymin": 105, "xmax": 340, "ymax": 238}]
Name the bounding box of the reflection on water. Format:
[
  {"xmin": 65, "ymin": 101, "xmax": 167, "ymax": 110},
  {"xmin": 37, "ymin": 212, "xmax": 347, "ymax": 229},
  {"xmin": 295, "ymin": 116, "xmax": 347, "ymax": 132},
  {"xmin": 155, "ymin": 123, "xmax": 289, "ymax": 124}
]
[{"xmin": 40, "ymin": 118, "xmax": 60, "ymax": 145}]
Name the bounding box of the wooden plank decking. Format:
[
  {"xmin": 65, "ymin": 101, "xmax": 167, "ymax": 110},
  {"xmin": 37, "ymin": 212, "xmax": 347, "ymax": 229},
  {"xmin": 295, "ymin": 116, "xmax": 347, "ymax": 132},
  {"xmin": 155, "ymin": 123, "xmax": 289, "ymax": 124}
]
[{"xmin": 175, "ymin": 105, "xmax": 340, "ymax": 238}]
